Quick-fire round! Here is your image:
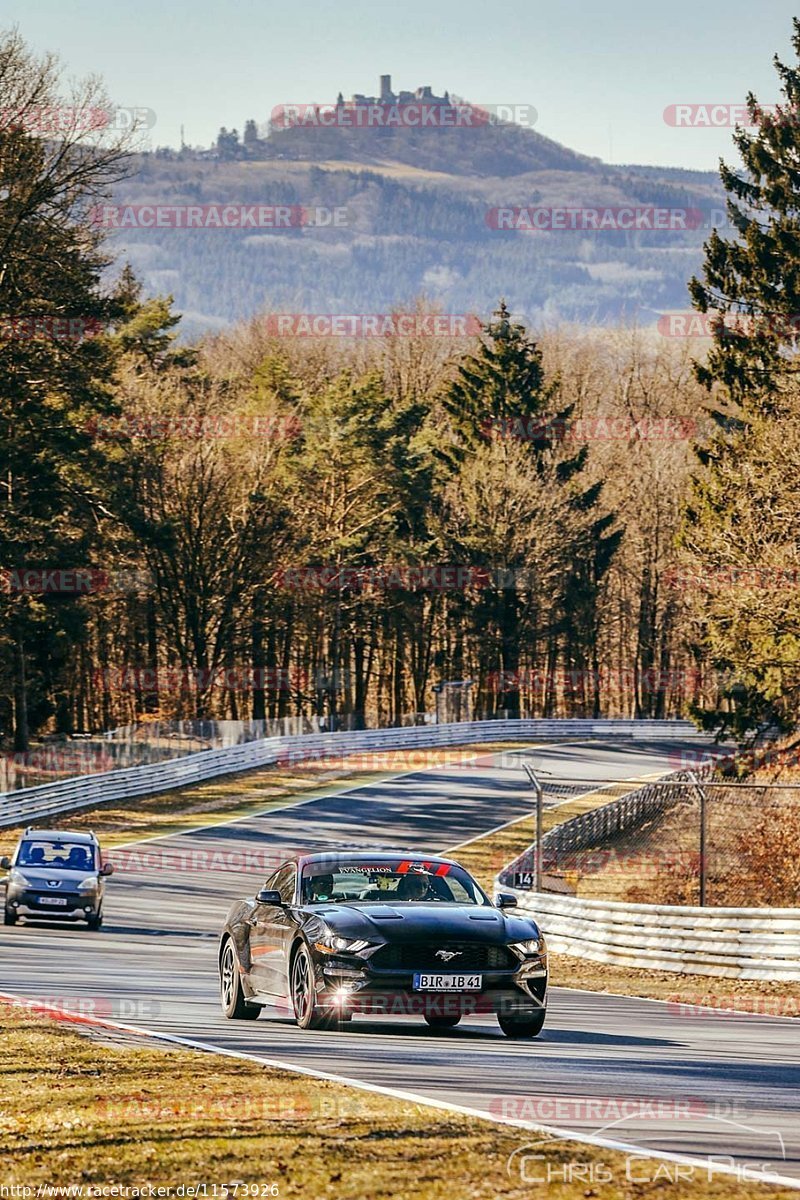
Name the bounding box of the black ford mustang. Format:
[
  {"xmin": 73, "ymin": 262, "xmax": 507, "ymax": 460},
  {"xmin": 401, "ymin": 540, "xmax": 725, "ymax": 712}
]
[{"xmin": 218, "ymin": 852, "xmax": 548, "ymax": 1037}]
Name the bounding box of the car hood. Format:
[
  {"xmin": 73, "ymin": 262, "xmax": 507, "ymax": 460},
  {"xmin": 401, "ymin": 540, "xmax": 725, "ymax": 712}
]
[
  {"xmin": 7, "ymin": 868, "xmax": 95, "ymax": 886},
  {"xmin": 300, "ymin": 902, "xmax": 540, "ymax": 944}
]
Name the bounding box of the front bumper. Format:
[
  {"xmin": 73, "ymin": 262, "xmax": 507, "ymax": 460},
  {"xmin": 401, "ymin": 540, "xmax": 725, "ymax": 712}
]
[
  {"xmin": 6, "ymin": 888, "xmax": 99, "ymax": 918},
  {"xmin": 315, "ymin": 957, "xmax": 548, "ymax": 1017}
]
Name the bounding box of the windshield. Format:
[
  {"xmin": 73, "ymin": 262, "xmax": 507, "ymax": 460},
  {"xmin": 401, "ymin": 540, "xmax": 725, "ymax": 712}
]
[
  {"xmin": 300, "ymin": 859, "xmax": 488, "ymax": 905},
  {"xmin": 17, "ymin": 840, "xmax": 96, "ymax": 871}
]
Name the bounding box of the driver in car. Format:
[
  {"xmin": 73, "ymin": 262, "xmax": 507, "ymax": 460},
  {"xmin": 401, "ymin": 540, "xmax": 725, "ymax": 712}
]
[
  {"xmin": 309, "ymin": 873, "xmax": 335, "ymax": 902},
  {"xmin": 66, "ymin": 847, "xmax": 91, "ymax": 871},
  {"xmin": 396, "ymin": 871, "xmax": 434, "ymax": 901}
]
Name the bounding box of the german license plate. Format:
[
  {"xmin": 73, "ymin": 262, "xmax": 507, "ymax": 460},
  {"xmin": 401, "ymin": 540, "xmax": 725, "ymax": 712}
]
[
  {"xmin": 39, "ymin": 897, "xmax": 68, "ymax": 906},
  {"xmin": 413, "ymin": 973, "xmax": 482, "ymax": 991}
]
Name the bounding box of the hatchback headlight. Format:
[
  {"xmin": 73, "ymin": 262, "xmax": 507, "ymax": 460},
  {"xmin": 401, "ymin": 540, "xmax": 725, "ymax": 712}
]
[
  {"xmin": 314, "ymin": 935, "xmax": 371, "ymax": 954},
  {"xmin": 509, "ymin": 936, "xmax": 546, "ymax": 957},
  {"xmin": 9, "ymin": 869, "xmax": 31, "ymax": 887},
  {"xmin": 77, "ymin": 878, "xmax": 98, "ymax": 891}
]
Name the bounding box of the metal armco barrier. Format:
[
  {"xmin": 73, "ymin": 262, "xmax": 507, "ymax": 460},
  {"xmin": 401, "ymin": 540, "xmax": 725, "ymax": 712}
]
[
  {"xmin": 0, "ymin": 718, "xmax": 698, "ymax": 829},
  {"xmin": 499, "ymin": 765, "xmax": 715, "ymax": 884},
  {"xmin": 496, "ymin": 761, "xmax": 800, "ymax": 980},
  {"xmin": 507, "ymin": 889, "xmax": 800, "ymax": 981}
]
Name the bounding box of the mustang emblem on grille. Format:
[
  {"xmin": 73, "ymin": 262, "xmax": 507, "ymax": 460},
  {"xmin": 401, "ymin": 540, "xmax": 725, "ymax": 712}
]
[{"xmin": 435, "ymin": 949, "xmax": 461, "ymax": 962}]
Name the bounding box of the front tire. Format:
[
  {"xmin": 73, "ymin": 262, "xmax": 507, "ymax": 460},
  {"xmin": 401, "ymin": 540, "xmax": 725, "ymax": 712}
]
[
  {"xmin": 498, "ymin": 1008, "xmax": 546, "ymax": 1039},
  {"xmin": 87, "ymin": 910, "xmax": 103, "ymax": 931},
  {"xmin": 291, "ymin": 943, "xmax": 333, "ymax": 1030},
  {"xmin": 220, "ymin": 938, "xmax": 260, "ymax": 1020},
  {"xmin": 3, "ymin": 905, "xmax": 17, "ymax": 926},
  {"xmin": 424, "ymin": 1013, "xmax": 461, "ymax": 1029}
]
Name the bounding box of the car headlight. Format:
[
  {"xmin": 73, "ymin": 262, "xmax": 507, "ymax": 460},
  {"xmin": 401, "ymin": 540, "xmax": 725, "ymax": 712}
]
[
  {"xmin": 8, "ymin": 869, "xmax": 31, "ymax": 887},
  {"xmin": 509, "ymin": 936, "xmax": 546, "ymax": 957},
  {"xmin": 314, "ymin": 935, "xmax": 372, "ymax": 954},
  {"xmin": 77, "ymin": 878, "xmax": 98, "ymax": 891}
]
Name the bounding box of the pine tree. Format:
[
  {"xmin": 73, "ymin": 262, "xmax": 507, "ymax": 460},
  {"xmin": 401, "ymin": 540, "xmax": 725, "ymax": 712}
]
[
  {"xmin": 0, "ymin": 32, "xmax": 131, "ymax": 748},
  {"xmin": 689, "ymin": 18, "xmax": 800, "ymax": 414},
  {"xmin": 243, "ymin": 119, "xmax": 259, "ymax": 150},
  {"xmin": 683, "ymin": 18, "xmax": 800, "ymax": 737},
  {"xmin": 440, "ymin": 302, "xmax": 620, "ymax": 716},
  {"xmin": 440, "ymin": 300, "xmax": 563, "ymax": 460}
]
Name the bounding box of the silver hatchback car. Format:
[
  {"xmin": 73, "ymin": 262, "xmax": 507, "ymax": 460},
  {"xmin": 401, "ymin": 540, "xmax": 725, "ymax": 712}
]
[{"xmin": 1, "ymin": 828, "xmax": 113, "ymax": 929}]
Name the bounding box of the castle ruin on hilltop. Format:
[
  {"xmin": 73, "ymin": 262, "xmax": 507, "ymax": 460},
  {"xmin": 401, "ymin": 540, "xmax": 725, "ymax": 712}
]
[{"xmin": 348, "ymin": 76, "xmax": 451, "ymax": 108}]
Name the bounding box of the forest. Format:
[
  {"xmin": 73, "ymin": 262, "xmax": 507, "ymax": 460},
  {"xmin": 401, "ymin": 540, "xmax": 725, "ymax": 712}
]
[{"xmin": 4, "ymin": 24, "xmax": 800, "ymax": 750}]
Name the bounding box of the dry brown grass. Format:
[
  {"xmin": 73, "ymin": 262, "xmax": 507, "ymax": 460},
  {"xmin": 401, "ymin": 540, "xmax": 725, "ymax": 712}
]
[{"xmin": 2, "ymin": 1001, "xmax": 797, "ymax": 1198}]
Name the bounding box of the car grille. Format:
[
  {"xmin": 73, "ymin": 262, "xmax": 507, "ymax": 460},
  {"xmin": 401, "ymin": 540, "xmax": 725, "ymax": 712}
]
[{"xmin": 371, "ymin": 943, "xmax": 517, "ymax": 971}]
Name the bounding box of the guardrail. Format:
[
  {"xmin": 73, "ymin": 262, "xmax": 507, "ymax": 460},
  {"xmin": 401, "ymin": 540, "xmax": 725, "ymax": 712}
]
[
  {"xmin": 495, "ymin": 759, "xmax": 800, "ymax": 980},
  {"xmin": 507, "ymin": 890, "xmax": 800, "ymax": 980},
  {"xmin": 0, "ymin": 717, "xmax": 699, "ymax": 830},
  {"xmin": 498, "ymin": 765, "xmax": 714, "ymax": 887}
]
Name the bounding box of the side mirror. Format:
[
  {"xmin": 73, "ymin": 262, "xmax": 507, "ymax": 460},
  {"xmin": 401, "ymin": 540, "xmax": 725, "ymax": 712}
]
[
  {"xmin": 495, "ymin": 892, "xmax": 518, "ymax": 909},
  {"xmin": 0, "ymin": 856, "xmax": 10, "ymax": 870},
  {"xmin": 256, "ymin": 888, "xmax": 283, "ymax": 906},
  {"xmin": 100, "ymin": 862, "xmax": 114, "ymax": 877}
]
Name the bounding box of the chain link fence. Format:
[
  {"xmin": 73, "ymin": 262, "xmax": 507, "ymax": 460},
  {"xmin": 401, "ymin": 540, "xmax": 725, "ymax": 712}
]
[{"xmin": 504, "ymin": 774, "xmax": 800, "ymax": 908}]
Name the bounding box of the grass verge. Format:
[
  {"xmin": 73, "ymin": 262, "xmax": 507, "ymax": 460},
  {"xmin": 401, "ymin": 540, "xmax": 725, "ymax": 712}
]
[
  {"xmin": 548, "ymin": 956, "xmax": 800, "ymax": 1015},
  {"xmin": 1, "ymin": 1002, "xmax": 797, "ymax": 1198}
]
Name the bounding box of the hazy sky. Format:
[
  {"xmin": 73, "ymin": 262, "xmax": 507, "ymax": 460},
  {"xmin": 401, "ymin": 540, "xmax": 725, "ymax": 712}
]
[{"xmin": 4, "ymin": 0, "xmax": 799, "ymax": 170}]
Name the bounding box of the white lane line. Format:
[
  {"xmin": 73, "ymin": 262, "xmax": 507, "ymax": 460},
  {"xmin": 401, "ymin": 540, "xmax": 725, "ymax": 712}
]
[
  {"xmin": 2, "ymin": 992, "xmax": 797, "ymax": 1191},
  {"xmin": 109, "ymin": 744, "xmax": 551, "ymax": 850},
  {"xmin": 18, "ymin": 745, "xmax": 778, "ymax": 1179},
  {"xmin": 444, "ymin": 770, "xmax": 664, "ymax": 854}
]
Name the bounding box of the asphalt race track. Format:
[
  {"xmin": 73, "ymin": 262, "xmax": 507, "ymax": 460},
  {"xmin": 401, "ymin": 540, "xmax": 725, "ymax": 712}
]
[{"xmin": 3, "ymin": 739, "xmax": 799, "ymax": 1186}]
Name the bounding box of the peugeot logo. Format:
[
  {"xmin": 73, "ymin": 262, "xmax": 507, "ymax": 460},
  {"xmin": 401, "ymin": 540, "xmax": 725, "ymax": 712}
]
[
  {"xmin": 47, "ymin": 881, "xmax": 60, "ymax": 889},
  {"xmin": 435, "ymin": 949, "xmax": 461, "ymax": 962}
]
